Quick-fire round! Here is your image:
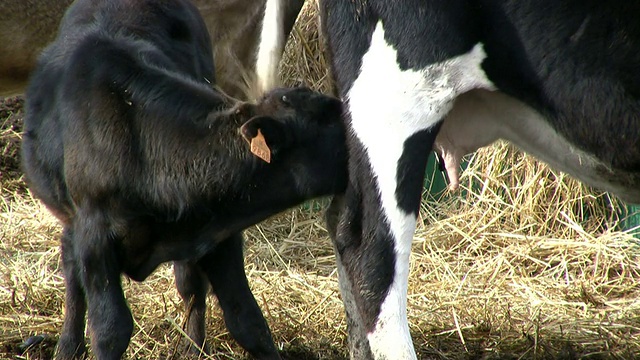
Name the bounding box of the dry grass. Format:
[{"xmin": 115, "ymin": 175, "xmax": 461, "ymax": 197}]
[
  {"xmin": 2, "ymin": 1, "xmax": 640, "ymax": 359},
  {"xmin": 279, "ymin": 1, "xmax": 333, "ymax": 95},
  {"xmin": 410, "ymin": 145, "xmax": 640, "ymax": 359}
]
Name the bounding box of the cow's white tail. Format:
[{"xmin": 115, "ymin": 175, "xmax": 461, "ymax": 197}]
[{"xmin": 256, "ymin": 0, "xmax": 285, "ymax": 95}]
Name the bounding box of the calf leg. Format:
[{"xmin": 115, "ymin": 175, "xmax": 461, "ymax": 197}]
[
  {"xmin": 199, "ymin": 233, "xmax": 280, "ymax": 360},
  {"xmin": 55, "ymin": 226, "xmax": 87, "ymax": 360},
  {"xmin": 73, "ymin": 209, "xmax": 132, "ymax": 360},
  {"xmin": 174, "ymin": 260, "xmax": 210, "ymax": 354}
]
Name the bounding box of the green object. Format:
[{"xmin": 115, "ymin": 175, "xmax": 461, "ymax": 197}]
[
  {"xmin": 423, "ymin": 153, "xmax": 471, "ymax": 201},
  {"xmin": 424, "ymin": 154, "xmax": 449, "ymax": 200},
  {"xmin": 621, "ymin": 204, "xmax": 640, "ymax": 239}
]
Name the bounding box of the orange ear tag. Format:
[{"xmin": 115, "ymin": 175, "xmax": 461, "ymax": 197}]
[{"xmin": 250, "ymin": 129, "xmax": 271, "ymax": 163}]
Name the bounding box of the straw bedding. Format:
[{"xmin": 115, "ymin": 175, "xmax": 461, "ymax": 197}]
[{"xmin": 1, "ymin": 1, "xmax": 639, "ymax": 359}]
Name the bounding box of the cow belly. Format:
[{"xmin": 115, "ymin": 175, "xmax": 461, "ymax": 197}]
[{"xmin": 436, "ymin": 89, "xmax": 640, "ymax": 204}]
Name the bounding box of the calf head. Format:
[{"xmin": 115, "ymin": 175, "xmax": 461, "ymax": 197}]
[
  {"xmin": 237, "ymin": 87, "xmax": 345, "ymax": 162},
  {"xmin": 218, "ymin": 86, "xmax": 349, "ymax": 214}
]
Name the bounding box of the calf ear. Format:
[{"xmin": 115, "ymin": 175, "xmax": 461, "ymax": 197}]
[
  {"xmin": 240, "ymin": 116, "xmax": 285, "ymax": 163},
  {"xmin": 319, "ymin": 96, "xmax": 343, "ymax": 122}
]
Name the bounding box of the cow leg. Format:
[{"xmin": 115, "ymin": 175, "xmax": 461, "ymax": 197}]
[
  {"xmin": 327, "ymin": 21, "xmax": 494, "ymax": 359},
  {"xmin": 73, "ymin": 209, "xmax": 132, "ymax": 360},
  {"xmin": 325, "ymin": 195, "xmax": 376, "ymax": 359},
  {"xmin": 174, "ymin": 260, "xmax": 210, "ymax": 354},
  {"xmin": 55, "ymin": 226, "xmax": 87, "ymax": 360},
  {"xmin": 199, "ymin": 233, "xmax": 280, "ymax": 360},
  {"xmin": 332, "ymin": 125, "xmax": 439, "ymax": 360}
]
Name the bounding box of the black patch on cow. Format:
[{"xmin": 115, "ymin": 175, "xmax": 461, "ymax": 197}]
[
  {"xmin": 322, "ymin": 0, "xmax": 484, "ymax": 95},
  {"xmin": 320, "ymin": 0, "xmax": 377, "ymax": 95},
  {"xmin": 332, "ymin": 126, "xmax": 396, "ymax": 335},
  {"xmin": 371, "ymin": 0, "xmax": 483, "ymax": 71},
  {"xmin": 396, "ymin": 125, "xmax": 442, "ymax": 215},
  {"xmin": 478, "ymin": 1, "xmax": 640, "ymax": 171}
]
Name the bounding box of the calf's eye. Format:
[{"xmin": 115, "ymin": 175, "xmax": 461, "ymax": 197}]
[{"xmin": 281, "ymin": 95, "xmax": 291, "ymax": 106}]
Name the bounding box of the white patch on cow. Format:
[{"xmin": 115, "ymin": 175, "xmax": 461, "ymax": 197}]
[
  {"xmin": 346, "ymin": 22, "xmax": 494, "ymax": 360},
  {"xmin": 256, "ymin": 0, "xmax": 284, "ymax": 94}
]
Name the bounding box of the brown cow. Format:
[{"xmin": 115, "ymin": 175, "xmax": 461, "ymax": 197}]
[{"xmin": 0, "ymin": 0, "xmax": 304, "ymax": 98}]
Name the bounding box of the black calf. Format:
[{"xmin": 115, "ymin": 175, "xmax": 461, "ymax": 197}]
[{"xmin": 21, "ymin": 0, "xmax": 347, "ymax": 359}]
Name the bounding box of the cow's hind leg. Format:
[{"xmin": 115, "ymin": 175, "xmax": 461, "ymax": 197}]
[
  {"xmin": 55, "ymin": 226, "xmax": 87, "ymax": 360},
  {"xmin": 334, "ymin": 120, "xmax": 440, "ymax": 360},
  {"xmin": 73, "ymin": 208, "xmax": 132, "ymax": 360},
  {"xmin": 174, "ymin": 260, "xmax": 210, "ymax": 354},
  {"xmin": 333, "ymin": 22, "xmax": 493, "ymax": 360},
  {"xmin": 199, "ymin": 233, "xmax": 280, "ymax": 360},
  {"xmin": 326, "ymin": 195, "xmax": 375, "ymax": 359}
]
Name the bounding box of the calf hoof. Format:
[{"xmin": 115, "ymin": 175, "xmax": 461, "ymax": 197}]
[
  {"xmin": 54, "ymin": 334, "xmax": 86, "ymax": 360},
  {"xmin": 183, "ymin": 338, "xmax": 210, "ymax": 358},
  {"xmin": 256, "ymin": 352, "xmax": 282, "ymax": 360}
]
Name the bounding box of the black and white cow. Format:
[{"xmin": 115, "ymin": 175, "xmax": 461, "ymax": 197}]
[
  {"xmin": 257, "ymin": 0, "xmax": 640, "ymax": 359},
  {"xmin": 21, "ymin": 0, "xmax": 346, "ymax": 359}
]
